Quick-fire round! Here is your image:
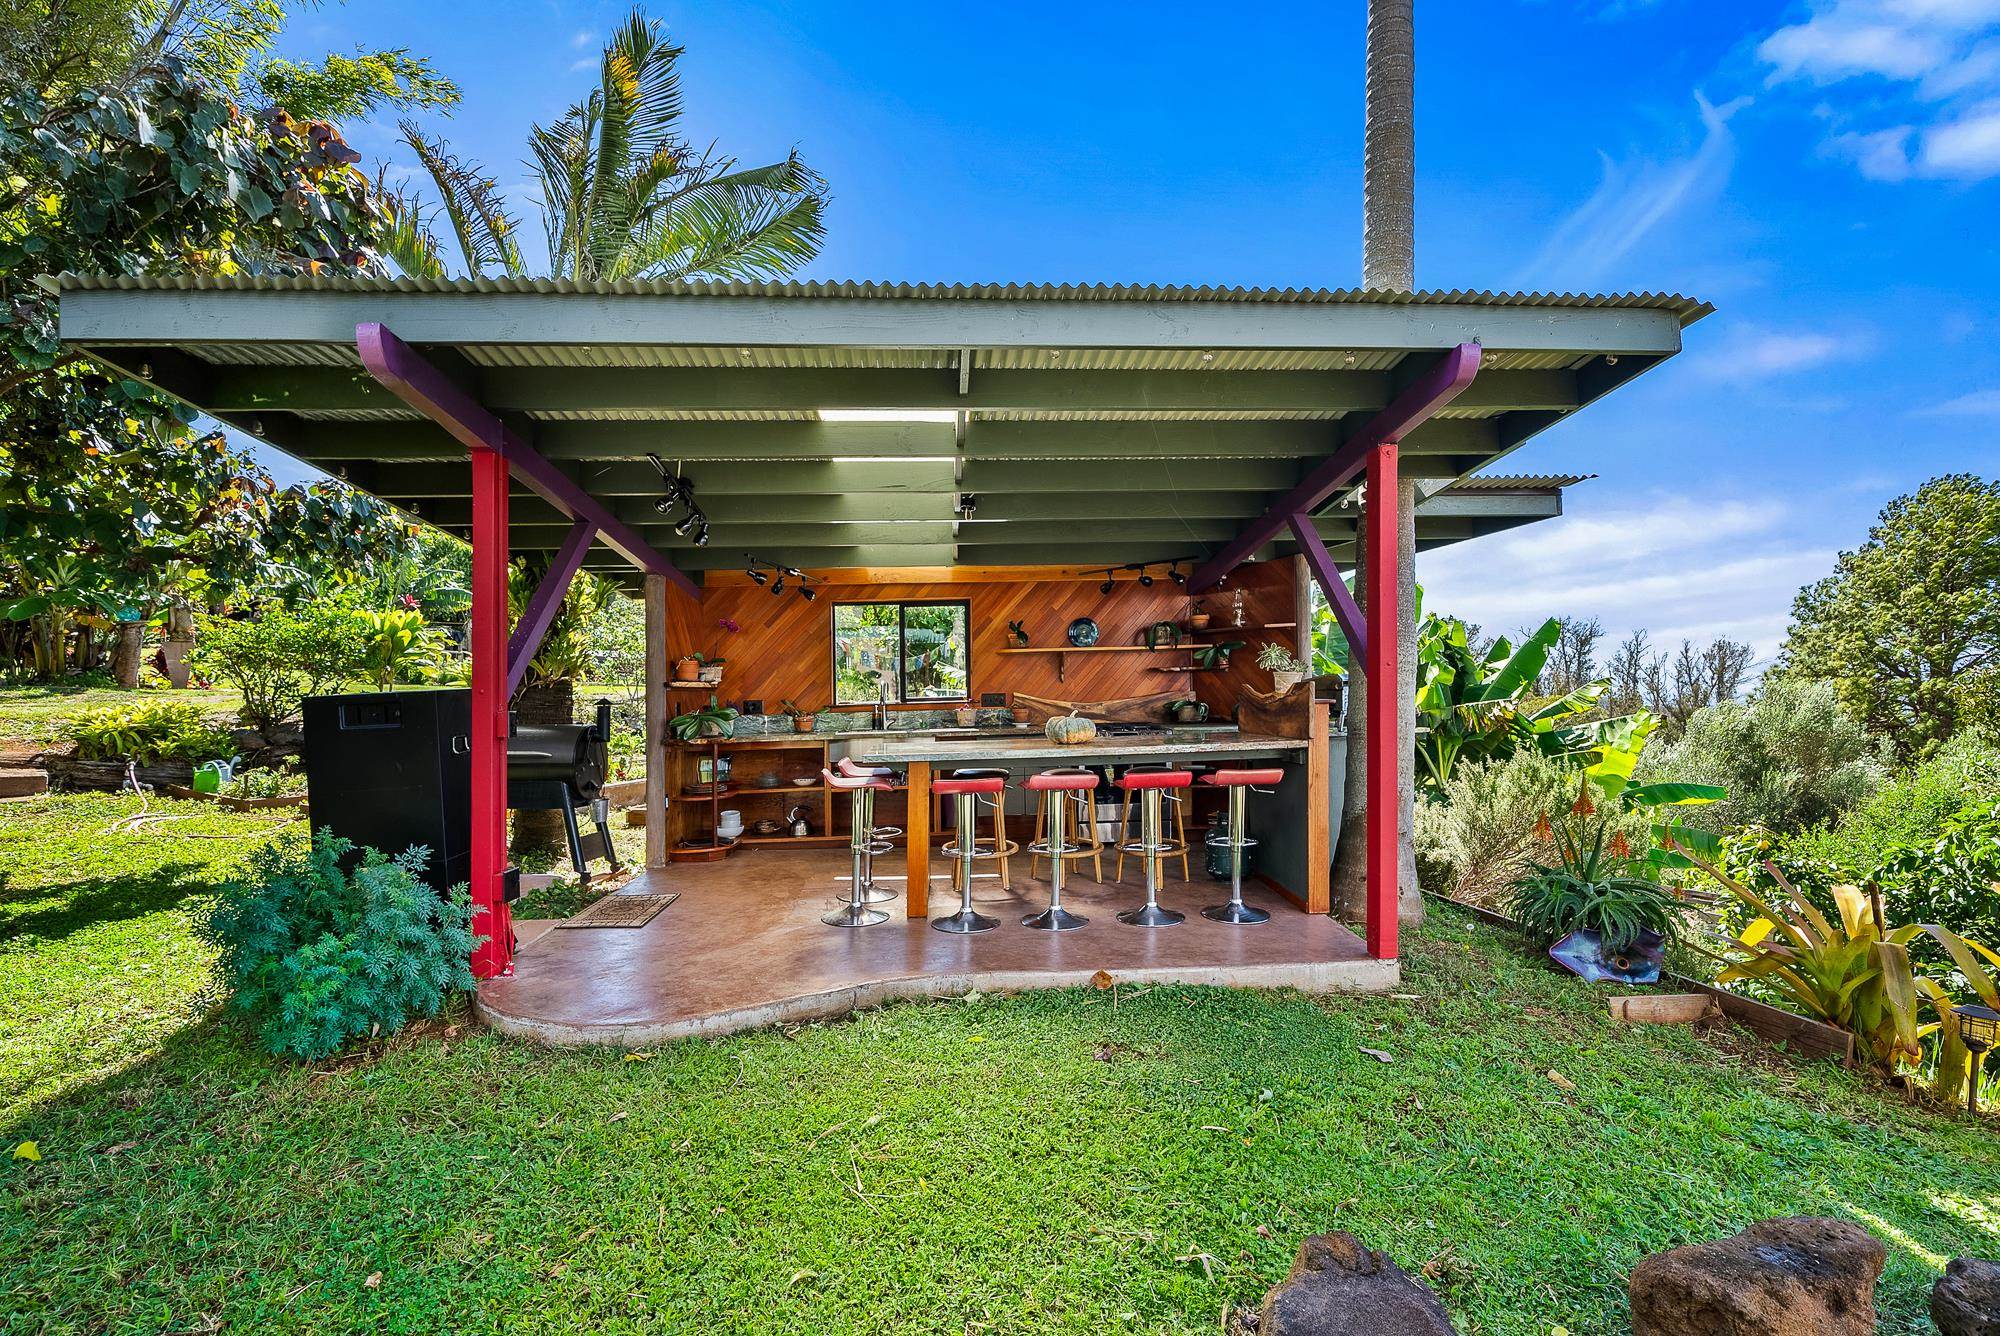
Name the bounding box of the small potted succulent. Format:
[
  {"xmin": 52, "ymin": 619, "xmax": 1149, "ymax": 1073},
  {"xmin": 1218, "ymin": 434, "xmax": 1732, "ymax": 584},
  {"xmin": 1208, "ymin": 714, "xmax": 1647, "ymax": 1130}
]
[
  {"xmin": 782, "ymin": 699, "xmax": 817, "ymax": 734},
  {"xmin": 673, "ymin": 653, "xmax": 703, "ymax": 683},
  {"xmin": 670, "ymin": 696, "xmax": 739, "ymax": 741},
  {"xmin": 1258, "ymin": 642, "xmax": 1307, "ymax": 693}
]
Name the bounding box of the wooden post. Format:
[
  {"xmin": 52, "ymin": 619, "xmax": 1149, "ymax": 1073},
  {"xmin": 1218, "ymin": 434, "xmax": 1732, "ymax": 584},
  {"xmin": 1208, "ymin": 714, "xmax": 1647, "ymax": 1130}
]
[
  {"xmin": 468, "ymin": 445, "xmax": 514, "ymax": 979},
  {"xmin": 1307, "ymin": 698, "xmax": 1331, "ymax": 914},
  {"xmin": 1363, "ymin": 442, "xmax": 1399, "ymax": 960},
  {"xmin": 644, "ymin": 574, "xmax": 668, "ymax": 870},
  {"xmin": 904, "ymin": 761, "xmax": 932, "ymax": 917}
]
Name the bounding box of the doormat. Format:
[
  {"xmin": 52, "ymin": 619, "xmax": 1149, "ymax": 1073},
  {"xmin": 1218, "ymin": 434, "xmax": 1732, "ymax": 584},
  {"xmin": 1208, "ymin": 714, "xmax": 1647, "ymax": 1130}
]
[{"xmin": 555, "ymin": 892, "xmax": 679, "ymax": 930}]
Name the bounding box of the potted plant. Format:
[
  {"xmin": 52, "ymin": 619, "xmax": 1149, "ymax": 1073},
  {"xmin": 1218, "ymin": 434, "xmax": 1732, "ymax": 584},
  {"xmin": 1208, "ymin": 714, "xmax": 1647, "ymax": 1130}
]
[
  {"xmin": 1193, "ymin": 640, "xmax": 1243, "ymax": 671},
  {"xmin": 1168, "ymin": 698, "xmax": 1209, "ymax": 725},
  {"xmin": 698, "ymin": 656, "xmax": 726, "ymax": 685},
  {"xmin": 955, "ymin": 704, "xmax": 979, "ymax": 727},
  {"xmin": 1257, "ymin": 642, "xmax": 1307, "ymax": 693},
  {"xmin": 1505, "ymin": 789, "xmax": 1681, "ymax": 985},
  {"xmin": 781, "ymin": 700, "xmax": 817, "ymax": 734},
  {"xmin": 673, "ymin": 653, "xmax": 702, "ymax": 683},
  {"xmin": 670, "ymin": 696, "xmax": 739, "ymax": 742},
  {"xmin": 1188, "ymin": 601, "xmax": 1212, "ymax": 631}
]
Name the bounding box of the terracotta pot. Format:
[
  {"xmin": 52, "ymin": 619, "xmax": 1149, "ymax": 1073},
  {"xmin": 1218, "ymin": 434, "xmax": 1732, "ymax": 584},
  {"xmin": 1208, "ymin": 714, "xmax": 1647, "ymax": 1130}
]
[
  {"xmin": 1189, "ymin": 613, "xmax": 1212, "ymax": 630},
  {"xmin": 673, "ymin": 657, "xmax": 700, "ymax": 682},
  {"xmin": 791, "ymin": 714, "xmax": 816, "ymax": 733}
]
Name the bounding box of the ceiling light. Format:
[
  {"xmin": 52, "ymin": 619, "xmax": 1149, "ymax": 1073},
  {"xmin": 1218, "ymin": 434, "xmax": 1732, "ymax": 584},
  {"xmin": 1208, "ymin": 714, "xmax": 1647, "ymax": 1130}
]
[
  {"xmin": 692, "ymin": 519, "xmax": 710, "ymax": 547},
  {"xmin": 1170, "ymin": 566, "xmax": 1186, "ymax": 586},
  {"xmin": 800, "ymin": 586, "xmax": 818, "ymax": 602},
  {"xmin": 673, "ymin": 510, "xmax": 699, "ymax": 536},
  {"xmin": 771, "ymin": 576, "xmax": 786, "ymax": 595},
  {"xmin": 1100, "ymin": 570, "xmax": 1115, "ymax": 595},
  {"xmin": 781, "ymin": 566, "xmax": 804, "ymax": 579},
  {"xmin": 817, "ymin": 409, "xmax": 959, "ymax": 424},
  {"xmin": 748, "ymin": 563, "xmax": 767, "ymax": 585},
  {"xmin": 1138, "ymin": 569, "xmax": 1153, "ymax": 587}
]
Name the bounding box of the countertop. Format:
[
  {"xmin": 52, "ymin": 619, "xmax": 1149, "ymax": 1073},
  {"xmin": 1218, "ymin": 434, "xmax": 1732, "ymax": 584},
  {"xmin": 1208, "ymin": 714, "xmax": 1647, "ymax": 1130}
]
[{"xmin": 849, "ymin": 729, "xmax": 1308, "ymax": 765}]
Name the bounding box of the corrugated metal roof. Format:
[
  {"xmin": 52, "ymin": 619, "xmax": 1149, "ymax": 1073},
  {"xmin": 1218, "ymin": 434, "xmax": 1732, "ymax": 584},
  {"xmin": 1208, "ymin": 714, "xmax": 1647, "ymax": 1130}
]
[
  {"xmin": 55, "ymin": 272, "xmax": 1713, "ymax": 324},
  {"xmin": 1447, "ymin": 473, "xmax": 1594, "ymax": 491}
]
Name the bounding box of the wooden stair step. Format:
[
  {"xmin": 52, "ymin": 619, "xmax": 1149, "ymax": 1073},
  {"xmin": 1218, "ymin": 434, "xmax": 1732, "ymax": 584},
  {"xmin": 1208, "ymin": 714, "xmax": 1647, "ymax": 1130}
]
[{"xmin": 0, "ymin": 767, "xmax": 49, "ymax": 799}]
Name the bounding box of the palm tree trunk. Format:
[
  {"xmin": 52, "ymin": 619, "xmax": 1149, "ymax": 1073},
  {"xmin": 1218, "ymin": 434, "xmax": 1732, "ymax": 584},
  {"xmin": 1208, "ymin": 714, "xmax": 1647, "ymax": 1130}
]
[{"xmin": 1337, "ymin": 0, "xmax": 1424, "ymax": 927}]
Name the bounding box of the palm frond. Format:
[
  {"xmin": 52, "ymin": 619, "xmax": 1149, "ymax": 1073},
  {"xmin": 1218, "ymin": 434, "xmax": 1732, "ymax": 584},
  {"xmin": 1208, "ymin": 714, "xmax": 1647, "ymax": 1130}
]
[
  {"xmin": 369, "ymin": 167, "xmax": 447, "ymax": 279},
  {"xmin": 618, "ymin": 153, "xmax": 827, "ymax": 281},
  {"xmin": 398, "ymin": 121, "xmax": 523, "ymax": 276},
  {"xmin": 528, "ymin": 113, "xmax": 594, "ymax": 280}
]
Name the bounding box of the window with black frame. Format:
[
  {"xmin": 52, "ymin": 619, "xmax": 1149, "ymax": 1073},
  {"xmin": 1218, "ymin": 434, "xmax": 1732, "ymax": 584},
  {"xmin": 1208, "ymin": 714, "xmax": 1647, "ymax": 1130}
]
[{"xmin": 832, "ymin": 601, "xmax": 970, "ymax": 705}]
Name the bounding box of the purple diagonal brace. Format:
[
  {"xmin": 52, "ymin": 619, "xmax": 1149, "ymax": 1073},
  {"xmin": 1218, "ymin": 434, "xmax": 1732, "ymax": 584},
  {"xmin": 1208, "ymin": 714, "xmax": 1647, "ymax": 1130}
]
[
  {"xmin": 507, "ymin": 518, "xmax": 596, "ymax": 697},
  {"xmin": 1188, "ymin": 342, "xmax": 1480, "ymax": 592},
  {"xmin": 1288, "ymin": 512, "xmax": 1367, "ymax": 664},
  {"xmin": 355, "ymin": 322, "xmax": 698, "ymax": 599}
]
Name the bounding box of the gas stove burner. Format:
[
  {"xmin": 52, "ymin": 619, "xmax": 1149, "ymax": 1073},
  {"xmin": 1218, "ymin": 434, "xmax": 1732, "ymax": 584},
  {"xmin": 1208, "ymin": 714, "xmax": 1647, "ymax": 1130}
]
[{"xmin": 1094, "ymin": 722, "xmax": 1170, "ymax": 738}]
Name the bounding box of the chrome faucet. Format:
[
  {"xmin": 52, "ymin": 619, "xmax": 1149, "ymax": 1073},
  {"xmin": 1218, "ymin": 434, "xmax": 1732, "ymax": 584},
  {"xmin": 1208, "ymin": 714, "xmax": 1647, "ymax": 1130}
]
[{"xmin": 872, "ymin": 680, "xmax": 889, "ymax": 731}]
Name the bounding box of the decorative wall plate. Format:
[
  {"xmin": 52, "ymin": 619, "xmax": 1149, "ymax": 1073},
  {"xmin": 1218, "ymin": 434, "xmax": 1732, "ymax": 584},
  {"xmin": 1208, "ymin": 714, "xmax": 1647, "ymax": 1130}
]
[{"xmin": 1067, "ymin": 617, "xmax": 1100, "ymax": 647}]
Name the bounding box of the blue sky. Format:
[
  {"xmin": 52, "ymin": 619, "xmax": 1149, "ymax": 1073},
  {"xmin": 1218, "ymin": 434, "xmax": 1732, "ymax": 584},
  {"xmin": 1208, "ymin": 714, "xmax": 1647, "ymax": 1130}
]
[{"xmin": 267, "ymin": 0, "xmax": 2000, "ymax": 663}]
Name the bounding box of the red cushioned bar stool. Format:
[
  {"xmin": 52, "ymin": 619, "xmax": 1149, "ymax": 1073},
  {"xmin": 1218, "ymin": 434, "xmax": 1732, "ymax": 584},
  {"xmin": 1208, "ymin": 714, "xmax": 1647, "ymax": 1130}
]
[
  {"xmin": 932, "ymin": 772, "xmax": 1008, "ymax": 934},
  {"xmin": 835, "ymin": 757, "xmax": 902, "ymax": 904},
  {"xmin": 1023, "ymin": 769, "xmax": 1098, "ymax": 931},
  {"xmin": 1116, "ymin": 768, "xmax": 1193, "ymax": 927},
  {"xmin": 1200, "ymin": 768, "xmax": 1285, "ymax": 924},
  {"xmin": 822, "ymin": 767, "xmax": 895, "ymax": 928}
]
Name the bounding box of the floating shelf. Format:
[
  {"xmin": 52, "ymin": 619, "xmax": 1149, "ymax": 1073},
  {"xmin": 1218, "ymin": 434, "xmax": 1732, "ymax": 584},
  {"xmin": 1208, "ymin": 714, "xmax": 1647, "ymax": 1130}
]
[
  {"xmin": 667, "ymin": 681, "xmax": 724, "ymax": 691},
  {"xmin": 1187, "ymin": 622, "xmax": 1295, "ymax": 634},
  {"xmin": 998, "ymin": 642, "xmax": 1195, "ymax": 683}
]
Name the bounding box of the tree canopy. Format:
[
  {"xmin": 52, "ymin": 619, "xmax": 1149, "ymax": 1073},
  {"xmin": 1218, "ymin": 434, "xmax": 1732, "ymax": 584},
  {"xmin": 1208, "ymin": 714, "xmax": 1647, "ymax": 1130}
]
[{"xmin": 1777, "ymin": 474, "xmax": 2000, "ymax": 757}]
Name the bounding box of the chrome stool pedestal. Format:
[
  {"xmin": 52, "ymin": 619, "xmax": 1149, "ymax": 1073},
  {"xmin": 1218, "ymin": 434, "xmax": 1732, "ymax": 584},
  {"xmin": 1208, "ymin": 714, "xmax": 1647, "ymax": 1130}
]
[
  {"xmin": 1024, "ymin": 769, "xmax": 1097, "ymax": 931},
  {"xmin": 931, "ymin": 773, "xmax": 1007, "ymax": 934},
  {"xmin": 1115, "ymin": 769, "xmax": 1192, "ymax": 928},
  {"xmin": 823, "ymin": 768, "xmax": 894, "ymax": 928},
  {"xmin": 835, "ymin": 758, "xmax": 901, "ymax": 903},
  {"xmin": 1200, "ymin": 769, "xmax": 1283, "ymax": 924}
]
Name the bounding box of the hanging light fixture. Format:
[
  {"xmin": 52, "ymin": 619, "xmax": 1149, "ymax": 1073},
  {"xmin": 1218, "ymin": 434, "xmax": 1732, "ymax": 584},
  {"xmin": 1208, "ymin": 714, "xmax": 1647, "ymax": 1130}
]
[
  {"xmin": 1137, "ymin": 565, "xmax": 1154, "ymax": 587},
  {"xmin": 1099, "ymin": 569, "xmax": 1115, "ymax": 595}
]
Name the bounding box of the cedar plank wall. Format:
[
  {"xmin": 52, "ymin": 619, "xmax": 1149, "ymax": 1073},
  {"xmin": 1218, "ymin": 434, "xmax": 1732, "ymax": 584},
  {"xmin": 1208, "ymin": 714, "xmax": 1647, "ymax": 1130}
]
[
  {"xmin": 1192, "ymin": 558, "xmax": 1301, "ymax": 719},
  {"xmin": 659, "ymin": 560, "xmax": 1303, "ymax": 721}
]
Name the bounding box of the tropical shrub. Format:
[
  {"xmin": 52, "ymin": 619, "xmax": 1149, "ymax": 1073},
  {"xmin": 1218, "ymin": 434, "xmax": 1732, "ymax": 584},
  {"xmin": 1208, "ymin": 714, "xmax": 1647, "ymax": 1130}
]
[
  {"xmin": 1637, "ymin": 678, "xmax": 1884, "ymax": 835},
  {"xmin": 224, "ymin": 760, "xmax": 307, "ymax": 800},
  {"xmin": 1414, "ymin": 749, "xmax": 1576, "ymax": 904},
  {"xmin": 1784, "ymin": 731, "xmax": 2000, "ymax": 872},
  {"xmin": 1507, "ymin": 864, "xmax": 1682, "ymax": 953},
  {"xmin": 355, "ymin": 607, "xmax": 448, "ymax": 687},
  {"xmin": 1670, "ymin": 835, "xmax": 1991, "ymax": 1073},
  {"xmin": 200, "ymin": 832, "xmax": 481, "ymax": 1061},
  {"xmin": 191, "ymin": 605, "xmax": 370, "ymax": 738},
  {"xmin": 68, "ymin": 700, "xmax": 232, "ymax": 764}
]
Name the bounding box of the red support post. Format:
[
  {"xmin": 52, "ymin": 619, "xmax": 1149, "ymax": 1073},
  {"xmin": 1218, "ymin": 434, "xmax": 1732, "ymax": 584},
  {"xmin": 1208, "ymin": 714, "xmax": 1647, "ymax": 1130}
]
[
  {"xmin": 468, "ymin": 444, "xmax": 514, "ymax": 978},
  {"xmin": 1363, "ymin": 441, "xmax": 1399, "ymax": 960}
]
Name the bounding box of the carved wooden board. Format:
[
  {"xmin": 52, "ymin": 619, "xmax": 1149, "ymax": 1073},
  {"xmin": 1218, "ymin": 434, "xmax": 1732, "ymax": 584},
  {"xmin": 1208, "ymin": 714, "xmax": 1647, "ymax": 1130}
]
[
  {"xmin": 1234, "ymin": 682, "xmax": 1314, "ymax": 740},
  {"xmin": 1011, "ymin": 691, "xmax": 1182, "ymax": 724}
]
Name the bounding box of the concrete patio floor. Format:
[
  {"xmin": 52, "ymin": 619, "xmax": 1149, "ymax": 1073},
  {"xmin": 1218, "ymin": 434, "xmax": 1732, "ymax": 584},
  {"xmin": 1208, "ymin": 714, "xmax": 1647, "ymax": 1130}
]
[{"xmin": 478, "ymin": 848, "xmax": 1396, "ymax": 1046}]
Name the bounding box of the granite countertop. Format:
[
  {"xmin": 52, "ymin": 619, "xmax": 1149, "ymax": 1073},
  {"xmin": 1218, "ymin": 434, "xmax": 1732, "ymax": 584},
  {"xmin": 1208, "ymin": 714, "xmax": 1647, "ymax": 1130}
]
[{"xmin": 849, "ymin": 729, "xmax": 1307, "ymax": 765}]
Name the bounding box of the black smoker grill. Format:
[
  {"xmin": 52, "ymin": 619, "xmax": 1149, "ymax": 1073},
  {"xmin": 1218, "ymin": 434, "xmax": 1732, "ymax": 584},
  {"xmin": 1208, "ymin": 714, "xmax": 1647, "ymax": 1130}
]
[
  {"xmin": 303, "ymin": 689, "xmax": 621, "ymax": 892},
  {"xmin": 507, "ymin": 699, "xmax": 621, "ymax": 885}
]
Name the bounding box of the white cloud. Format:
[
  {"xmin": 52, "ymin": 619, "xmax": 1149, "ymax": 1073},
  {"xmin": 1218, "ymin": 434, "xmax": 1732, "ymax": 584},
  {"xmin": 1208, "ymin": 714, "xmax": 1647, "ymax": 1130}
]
[
  {"xmin": 1686, "ymin": 322, "xmax": 1874, "ymax": 382},
  {"xmin": 1513, "ymin": 93, "xmax": 1746, "ymax": 290},
  {"xmin": 1913, "ymin": 386, "xmax": 2000, "ymax": 413},
  {"xmin": 1759, "ymin": 0, "xmax": 2000, "ymax": 178},
  {"xmin": 571, "ymin": 29, "xmax": 596, "ymax": 49},
  {"xmin": 1418, "ymin": 495, "xmax": 1829, "ymax": 662}
]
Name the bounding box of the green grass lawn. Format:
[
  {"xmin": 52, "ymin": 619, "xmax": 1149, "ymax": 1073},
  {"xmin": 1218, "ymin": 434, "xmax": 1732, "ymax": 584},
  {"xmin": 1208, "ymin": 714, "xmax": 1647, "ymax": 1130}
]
[
  {"xmin": 2, "ymin": 793, "xmax": 1996, "ymax": 1334},
  {"xmin": 0, "ymin": 682, "xmax": 244, "ymax": 751}
]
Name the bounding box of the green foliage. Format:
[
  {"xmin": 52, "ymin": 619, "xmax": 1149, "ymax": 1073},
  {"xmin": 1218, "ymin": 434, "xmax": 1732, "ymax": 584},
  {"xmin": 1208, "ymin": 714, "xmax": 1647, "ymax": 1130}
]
[
  {"xmin": 506, "ymin": 562, "xmax": 618, "ymax": 688},
  {"xmin": 1637, "ymin": 677, "xmax": 1885, "ymax": 835},
  {"xmin": 1415, "ymin": 608, "xmax": 1658, "ymax": 796},
  {"xmin": 67, "ymin": 699, "xmax": 231, "ymax": 762},
  {"xmin": 1307, "ymin": 586, "xmax": 1349, "ymax": 677},
  {"xmin": 252, "ymin": 49, "xmax": 457, "ymax": 122},
  {"xmin": 1507, "ymin": 866, "xmax": 1681, "ymax": 954},
  {"xmin": 1254, "ymin": 641, "xmax": 1304, "ymax": 673},
  {"xmin": 1785, "ymin": 730, "xmax": 2000, "ymax": 872},
  {"xmin": 1414, "ymin": 748, "xmax": 1577, "ymax": 905},
  {"xmin": 199, "ymin": 830, "xmax": 480, "ymax": 1061},
  {"xmin": 388, "ymin": 8, "xmax": 826, "ymax": 283},
  {"xmin": 223, "ymin": 758, "xmax": 303, "ymax": 799},
  {"xmin": 354, "ymin": 607, "xmax": 447, "ymax": 687},
  {"xmin": 190, "ymin": 604, "xmax": 368, "ymax": 737},
  {"xmin": 669, "ymin": 695, "xmax": 737, "ymax": 742},
  {"xmin": 1777, "ymin": 474, "xmax": 2000, "ymax": 758}
]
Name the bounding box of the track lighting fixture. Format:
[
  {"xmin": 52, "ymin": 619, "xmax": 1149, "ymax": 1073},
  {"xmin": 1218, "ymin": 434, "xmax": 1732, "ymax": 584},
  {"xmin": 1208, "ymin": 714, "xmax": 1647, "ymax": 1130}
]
[
  {"xmin": 1137, "ymin": 566, "xmax": 1154, "ymax": 587},
  {"xmin": 745, "ymin": 556, "xmax": 818, "ymax": 600},
  {"xmin": 771, "ymin": 576, "xmax": 787, "ymax": 595},
  {"xmin": 800, "ymin": 586, "xmax": 817, "ymax": 601},
  {"xmin": 1170, "ymin": 564, "xmax": 1186, "ymax": 586},
  {"xmin": 1100, "ymin": 570, "xmax": 1115, "ymax": 595}
]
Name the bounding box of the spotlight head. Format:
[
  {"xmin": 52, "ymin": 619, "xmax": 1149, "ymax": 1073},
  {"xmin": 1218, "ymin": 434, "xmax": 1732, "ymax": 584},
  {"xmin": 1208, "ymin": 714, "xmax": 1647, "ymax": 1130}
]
[
  {"xmin": 692, "ymin": 520, "xmax": 710, "ymax": 547},
  {"xmin": 781, "ymin": 566, "xmax": 804, "ymax": 579},
  {"xmin": 800, "ymin": 586, "xmax": 818, "ymax": 601},
  {"xmin": 748, "ymin": 567, "xmax": 767, "ymax": 585},
  {"xmin": 1170, "ymin": 567, "xmax": 1186, "ymax": 586},
  {"xmin": 673, "ymin": 510, "xmax": 698, "ymax": 535},
  {"xmin": 1100, "ymin": 571, "xmax": 1115, "ymax": 595},
  {"xmin": 1138, "ymin": 570, "xmax": 1153, "ymax": 587},
  {"xmin": 771, "ymin": 576, "xmax": 786, "ymax": 594},
  {"xmin": 654, "ymin": 496, "xmax": 676, "ymax": 515}
]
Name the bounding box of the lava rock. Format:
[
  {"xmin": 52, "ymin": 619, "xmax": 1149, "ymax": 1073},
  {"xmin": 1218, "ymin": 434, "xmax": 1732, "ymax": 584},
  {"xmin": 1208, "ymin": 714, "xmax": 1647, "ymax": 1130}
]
[
  {"xmin": 1257, "ymin": 1231, "xmax": 1458, "ymax": 1336},
  {"xmin": 1934, "ymin": 1256, "xmax": 2000, "ymax": 1336},
  {"xmin": 1628, "ymin": 1216, "xmax": 1884, "ymax": 1335}
]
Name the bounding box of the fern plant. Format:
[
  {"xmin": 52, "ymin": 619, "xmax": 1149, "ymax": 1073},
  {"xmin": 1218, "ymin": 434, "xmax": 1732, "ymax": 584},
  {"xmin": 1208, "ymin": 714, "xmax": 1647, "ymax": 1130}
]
[{"xmin": 201, "ymin": 832, "xmax": 482, "ymax": 1061}]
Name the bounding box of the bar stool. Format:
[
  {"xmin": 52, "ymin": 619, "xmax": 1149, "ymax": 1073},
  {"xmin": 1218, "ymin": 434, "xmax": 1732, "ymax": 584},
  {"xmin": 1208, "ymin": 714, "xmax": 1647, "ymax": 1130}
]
[
  {"xmin": 932, "ymin": 773, "xmax": 1008, "ymax": 934},
  {"xmin": 1030, "ymin": 771, "xmax": 1104, "ymax": 884},
  {"xmin": 1200, "ymin": 768, "xmax": 1283, "ymax": 924},
  {"xmin": 1023, "ymin": 769, "xmax": 1098, "ymax": 931},
  {"xmin": 1113, "ymin": 766, "xmax": 1192, "ymax": 885},
  {"xmin": 946, "ymin": 767, "xmax": 1018, "ymax": 892},
  {"xmin": 1116, "ymin": 769, "xmax": 1192, "ymax": 927},
  {"xmin": 823, "ymin": 767, "xmax": 895, "ymax": 927},
  {"xmin": 835, "ymin": 758, "xmax": 902, "ymax": 903}
]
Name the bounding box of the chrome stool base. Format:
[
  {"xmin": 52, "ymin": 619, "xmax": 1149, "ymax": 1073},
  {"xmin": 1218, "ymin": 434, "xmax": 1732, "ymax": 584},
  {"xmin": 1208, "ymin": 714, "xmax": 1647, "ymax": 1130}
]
[
  {"xmin": 1202, "ymin": 901, "xmax": 1270, "ymax": 924},
  {"xmin": 1023, "ymin": 905, "xmax": 1088, "ymax": 931},
  {"xmin": 823, "ymin": 903, "xmax": 889, "ymax": 928},
  {"xmin": 1117, "ymin": 902, "xmax": 1185, "ymax": 928},
  {"xmin": 931, "ymin": 908, "xmax": 999, "ymax": 934}
]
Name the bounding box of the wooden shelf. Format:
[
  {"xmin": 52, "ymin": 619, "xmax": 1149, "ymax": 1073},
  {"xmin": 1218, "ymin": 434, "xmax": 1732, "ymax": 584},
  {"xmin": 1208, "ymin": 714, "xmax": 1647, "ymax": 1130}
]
[
  {"xmin": 667, "ymin": 681, "xmax": 725, "ymax": 690},
  {"xmin": 997, "ymin": 645, "xmax": 1185, "ymax": 655}
]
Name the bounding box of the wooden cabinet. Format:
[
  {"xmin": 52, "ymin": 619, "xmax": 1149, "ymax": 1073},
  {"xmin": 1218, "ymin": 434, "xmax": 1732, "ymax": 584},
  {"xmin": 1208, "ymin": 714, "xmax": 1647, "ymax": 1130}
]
[{"xmin": 665, "ymin": 737, "xmax": 836, "ymax": 860}]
